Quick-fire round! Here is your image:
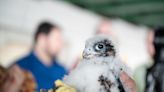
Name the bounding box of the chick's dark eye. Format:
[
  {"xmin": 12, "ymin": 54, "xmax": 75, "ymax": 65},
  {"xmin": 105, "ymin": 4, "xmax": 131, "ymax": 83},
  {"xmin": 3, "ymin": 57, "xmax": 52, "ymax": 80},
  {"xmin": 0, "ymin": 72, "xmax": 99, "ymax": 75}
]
[
  {"xmin": 95, "ymin": 43, "xmax": 105, "ymax": 50},
  {"xmin": 98, "ymin": 44, "xmax": 103, "ymax": 49}
]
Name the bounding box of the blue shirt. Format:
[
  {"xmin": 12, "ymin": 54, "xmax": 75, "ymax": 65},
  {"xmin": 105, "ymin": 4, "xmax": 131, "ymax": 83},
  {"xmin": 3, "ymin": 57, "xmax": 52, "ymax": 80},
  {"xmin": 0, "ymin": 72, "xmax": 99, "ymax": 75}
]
[{"xmin": 16, "ymin": 51, "xmax": 67, "ymax": 91}]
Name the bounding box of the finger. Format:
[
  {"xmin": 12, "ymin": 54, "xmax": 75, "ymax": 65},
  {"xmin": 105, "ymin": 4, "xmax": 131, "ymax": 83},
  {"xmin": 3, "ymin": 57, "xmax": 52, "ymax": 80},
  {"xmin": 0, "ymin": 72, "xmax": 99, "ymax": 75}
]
[
  {"xmin": 119, "ymin": 72, "xmax": 138, "ymax": 92},
  {"xmin": 119, "ymin": 71, "xmax": 130, "ymax": 83}
]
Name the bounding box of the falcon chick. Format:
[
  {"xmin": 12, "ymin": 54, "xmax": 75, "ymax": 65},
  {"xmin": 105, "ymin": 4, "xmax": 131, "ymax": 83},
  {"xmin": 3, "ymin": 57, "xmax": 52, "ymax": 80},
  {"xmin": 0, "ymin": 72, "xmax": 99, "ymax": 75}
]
[{"xmin": 63, "ymin": 35, "xmax": 131, "ymax": 92}]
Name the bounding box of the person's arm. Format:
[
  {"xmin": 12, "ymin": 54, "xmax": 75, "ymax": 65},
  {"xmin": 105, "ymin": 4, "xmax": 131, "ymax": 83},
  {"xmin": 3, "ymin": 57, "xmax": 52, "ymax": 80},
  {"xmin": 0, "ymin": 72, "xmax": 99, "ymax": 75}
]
[{"xmin": 119, "ymin": 71, "xmax": 138, "ymax": 92}]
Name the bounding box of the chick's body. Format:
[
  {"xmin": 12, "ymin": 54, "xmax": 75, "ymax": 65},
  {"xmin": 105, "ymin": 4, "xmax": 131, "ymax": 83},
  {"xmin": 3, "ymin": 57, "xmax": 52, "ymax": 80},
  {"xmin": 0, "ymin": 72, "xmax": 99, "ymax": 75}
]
[{"xmin": 63, "ymin": 35, "xmax": 131, "ymax": 92}]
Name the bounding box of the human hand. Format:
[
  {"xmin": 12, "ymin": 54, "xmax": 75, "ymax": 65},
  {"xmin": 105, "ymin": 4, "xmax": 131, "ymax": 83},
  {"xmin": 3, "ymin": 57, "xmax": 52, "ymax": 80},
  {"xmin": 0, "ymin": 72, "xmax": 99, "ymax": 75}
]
[{"xmin": 119, "ymin": 72, "xmax": 138, "ymax": 92}]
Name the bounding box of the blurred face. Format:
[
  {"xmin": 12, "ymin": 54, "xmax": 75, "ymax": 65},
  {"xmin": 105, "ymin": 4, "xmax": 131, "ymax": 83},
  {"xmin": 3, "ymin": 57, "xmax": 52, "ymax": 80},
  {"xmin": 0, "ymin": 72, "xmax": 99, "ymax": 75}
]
[
  {"xmin": 97, "ymin": 21, "xmax": 111, "ymax": 34},
  {"xmin": 147, "ymin": 31, "xmax": 155, "ymax": 56},
  {"xmin": 45, "ymin": 28, "xmax": 63, "ymax": 56}
]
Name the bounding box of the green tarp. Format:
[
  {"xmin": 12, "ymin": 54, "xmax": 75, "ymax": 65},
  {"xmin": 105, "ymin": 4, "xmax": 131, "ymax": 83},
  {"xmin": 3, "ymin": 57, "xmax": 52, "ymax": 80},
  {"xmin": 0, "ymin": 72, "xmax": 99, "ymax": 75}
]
[{"xmin": 65, "ymin": 0, "xmax": 164, "ymax": 27}]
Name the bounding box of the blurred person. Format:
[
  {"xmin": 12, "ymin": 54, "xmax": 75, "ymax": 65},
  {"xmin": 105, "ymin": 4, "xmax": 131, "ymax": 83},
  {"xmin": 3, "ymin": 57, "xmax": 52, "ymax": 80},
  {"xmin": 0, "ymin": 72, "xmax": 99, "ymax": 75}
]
[
  {"xmin": 134, "ymin": 27, "xmax": 164, "ymax": 92},
  {"xmin": 2, "ymin": 22, "xmax": 67, "ymax": 92},
  {"xmin": 145, "ymin": 27, "xmax": 164, "ymax": 92}
]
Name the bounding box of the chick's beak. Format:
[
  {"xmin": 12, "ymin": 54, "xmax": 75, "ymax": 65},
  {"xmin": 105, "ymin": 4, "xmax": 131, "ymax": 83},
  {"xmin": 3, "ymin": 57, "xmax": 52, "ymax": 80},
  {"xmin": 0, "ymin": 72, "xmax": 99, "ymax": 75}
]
[{"xmin": 82, "ymin": 49, "xmax": 92, "ymax": 59}]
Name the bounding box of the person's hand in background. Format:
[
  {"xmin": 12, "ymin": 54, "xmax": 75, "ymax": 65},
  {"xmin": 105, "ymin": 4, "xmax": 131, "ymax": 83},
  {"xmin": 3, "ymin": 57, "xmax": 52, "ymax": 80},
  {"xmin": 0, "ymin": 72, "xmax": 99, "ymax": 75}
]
[
  {"xmin": 2, "ymin": 65, "xmax": 25, "ymax": 92},
  {"xmin": 120, "ymin": 71, "xmax": 138, "ymax": 92}
]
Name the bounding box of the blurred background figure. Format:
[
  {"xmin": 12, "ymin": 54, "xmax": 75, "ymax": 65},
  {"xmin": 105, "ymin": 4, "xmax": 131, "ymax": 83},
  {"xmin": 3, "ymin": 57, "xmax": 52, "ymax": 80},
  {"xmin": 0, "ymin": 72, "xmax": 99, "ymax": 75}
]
[
  {"xmin": 145, "ymin": 27, "xmax": 164, "ymax": 92},
  {"xmin": 134, "ymin": 27, "xmax": 164, "ymax": 92},
  {"xmin": 15, "ymin": 22, "xmax": 67, "ymax": 91},
  {"xmin": 1, "ymin": 22, "xmax": 67, "ymax": 92}
]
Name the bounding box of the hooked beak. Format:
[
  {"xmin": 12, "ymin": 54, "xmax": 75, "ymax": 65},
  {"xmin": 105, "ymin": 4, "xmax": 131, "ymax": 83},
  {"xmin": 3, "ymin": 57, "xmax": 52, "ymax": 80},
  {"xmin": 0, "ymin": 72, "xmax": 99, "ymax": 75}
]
[
  {"xmin": 83, "ymin": 52, "xmax": 89, "ymax": 59},
  {"xmin": 82, "ymin": 49, "xmax": 92, "ymax": 59}
]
